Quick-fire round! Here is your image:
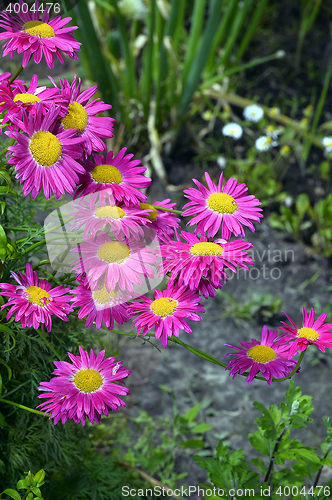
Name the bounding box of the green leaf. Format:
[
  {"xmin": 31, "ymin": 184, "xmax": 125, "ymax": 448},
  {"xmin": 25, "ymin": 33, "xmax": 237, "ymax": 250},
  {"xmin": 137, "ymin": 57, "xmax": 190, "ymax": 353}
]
[
  {"xmin": 248, "ymin": 430, "xmax": 272, "ymax": 456},
  {"xmin": 0, "ymin": 225, "xmax": 7, "ymax": 246},
  {"xmin": 251, "ymin": 457, "xmax": 267, "ymax": 474},
  {"xmin": 179, "ymin": 439, "xmax": 205, "ymax": 449},
  {"xmin": 16, "ymin": 480, "xmax": 28, "ymax": 490},
  {"xmin": 253, "ymin": 401, "xmax": 278, "ymax": 440},
  {"xmin": 30, "ymin": 487, "xmax": 42, "ymax": 497},
  {"xmin": 158, "ymin": 384, "xmax": 173, "ymax": 393},
  {"xmin": 0, "ymin": 186, "xmax": 18, "ymax": 199},
  {"xmin": 191, "ymin": 423, "xmax": 213, "ymax": 433},
  {"xmin": 181, "ymin": 403, "xmax": 203, "ymax": 422},
  {"xmin": 0, "ymin": 169, "xmax": 12, "ymax": 185},
  {"xmin": 1, "ymin": 489, "xmax": 21, "ymax": 500}
]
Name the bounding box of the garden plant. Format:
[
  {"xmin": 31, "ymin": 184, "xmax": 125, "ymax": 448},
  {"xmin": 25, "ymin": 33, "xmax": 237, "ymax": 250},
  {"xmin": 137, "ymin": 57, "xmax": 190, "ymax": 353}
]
[{"xmin": 0, "ymin": 0, "xmax": 332, "ymax": 499}]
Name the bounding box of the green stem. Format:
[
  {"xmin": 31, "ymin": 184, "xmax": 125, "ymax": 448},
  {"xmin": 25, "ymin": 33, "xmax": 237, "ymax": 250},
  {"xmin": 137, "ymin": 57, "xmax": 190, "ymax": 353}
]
[
  {"xmin": 302, "ymin": 62, "xmax": 332, "ymax": 162},
  {"xmin": 35, "ymin": 329, "xmax": 62, "ymax": 361},
  {"xmin": 200, "ymin": 52, "xmax": 285, "ymax": 90},
  {"xmin": 0, "ymin": 398, "xmax": 48, "ymax": 417},
  {"xmin": 110, "ymin": 0, "xmax": 136, "ymax": 98},
  {"xmin": 15, "ymin": 216, "xmax": 75, "ymax": 244},
  {"xmin": 152, "ymin": 205, "xmax": 183, "ymax": 214},
  {"xmin": 9, "ymin": 65, "xmax": 23, "ymax": 84},
  {"xmin": 105, "ymin": 334, "xmax": 304, "ymax": 384},
  {"xmin": 273, "ymin": 350, "xmax": 305, "ymax": 382}
]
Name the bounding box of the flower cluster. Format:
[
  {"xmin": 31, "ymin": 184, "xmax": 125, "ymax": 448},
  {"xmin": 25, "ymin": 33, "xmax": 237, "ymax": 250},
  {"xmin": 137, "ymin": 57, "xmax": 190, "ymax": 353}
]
[
  {"xmin": 221, "ymin": 104, "xmax": 283, "ymax": 152},
  {"xmin": 1, "ymin": 2, "xmax": 331, "ymax": 431},
  {"xmin": 224, "ymin": 307, "xmax": 332, "ymax": 385}
]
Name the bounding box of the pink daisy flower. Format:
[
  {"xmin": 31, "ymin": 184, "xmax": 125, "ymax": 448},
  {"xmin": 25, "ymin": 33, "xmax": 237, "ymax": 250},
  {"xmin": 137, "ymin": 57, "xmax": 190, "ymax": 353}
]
[
  {"xmin": 69, "ymin": 194, "xmax": 151, "ymax": 240},
  {"xmin": 160, "ymin": 231, "xmax": 253, "ymax": 298},
  {"xmin": 0, "ymin": 263, "xmax": 73, "ymax": 332},
  {"xmin": 129, "ymin": 282, "xmax": 205, "ymax": 348},
  {"xmin": 182, "ymin": 172, "xmax": 263, "ymax": 240},
  {"xmin": 0, "ymin": 0, "xmax": 81, "ymax": 69},
  {"xmin": 223, "ymin": 326, "xmax": 298, "ymax": 385},
  {"xmin": 37, "ymin": 346, "xmax": 131, "ymax": 425},
  {"xmin": 49, "ymin": 75, "xmax": 114, "ymax": 155},
  {"xmin": 6, "ymin": 103, "xmax": 84, "ymax": 199},
  {"xmin": 277, "ymin": 307, "xmax": 332, "ymax": 359},
  {"xmin": 71, "ymin": 278, "xmax": 130, "ymax": 330},
  {"xmin": 71, "ymin": 232, "xmax": 159, "ymax": 294},
  {"xmin": 139, "ymin": 199, "xmax": 181, "ymax": 243},
  {"xmin": 74, "ymin": 148, "xmax": 151, "ymax": 207},
  {"xmin": 0, "ymin": 74, "xmax": 65, "ymax": 126},
  {"xmin": 0, "ymin": 71, "xmax": 11, "ymax": 83}
]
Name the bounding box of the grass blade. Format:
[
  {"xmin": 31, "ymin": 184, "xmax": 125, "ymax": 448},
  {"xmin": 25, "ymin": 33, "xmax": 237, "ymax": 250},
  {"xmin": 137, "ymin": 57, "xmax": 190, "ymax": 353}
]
[{"xmin": 177, "ymin": 0, "xmax": 223, "ymax": 120}]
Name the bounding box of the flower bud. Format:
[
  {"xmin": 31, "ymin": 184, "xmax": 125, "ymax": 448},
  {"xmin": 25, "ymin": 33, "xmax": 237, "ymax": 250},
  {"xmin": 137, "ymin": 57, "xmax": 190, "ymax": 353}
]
[
  {"xmin": 34, "ymin": 469, "xmax": 45, "ymax": 484},
  {"xmin": 280, "ymin": 145, "xmax": 291, "ymax": 156}
]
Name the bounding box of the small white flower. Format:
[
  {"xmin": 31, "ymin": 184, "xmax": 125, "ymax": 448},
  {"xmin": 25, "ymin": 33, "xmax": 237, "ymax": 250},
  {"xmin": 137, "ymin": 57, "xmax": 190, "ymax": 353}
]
[
  {"xmin": 118, "ymin": 0, "xmax": 148, "ymax": 20},
  {"xmin": 255, "ymin": 136, "xmax": 278, "ymax": 152},
  {"xmin": 216, "ymin": 156, "xmax": 226, "ymax": 169},
  {"xmin": 275, "ymin": 50, "xmax": 286, "ymax": 58},
  {"xmin": 266, "ymin": 125, "xmax": 282, "ymax": 140},
  {"xmin": 284, "ymin": 196, "xmax": 293, "ymax": 208},
  {"xmin": 322, "ymin": 136, "xmax": 332, "ymax": 152},
  {"xmin": 222, "ymin": 122, "xmax": 243, "ymax": 139},
  {"xmin": 243, "ymin": 104, "xmax": 264, "ymax": 123}
]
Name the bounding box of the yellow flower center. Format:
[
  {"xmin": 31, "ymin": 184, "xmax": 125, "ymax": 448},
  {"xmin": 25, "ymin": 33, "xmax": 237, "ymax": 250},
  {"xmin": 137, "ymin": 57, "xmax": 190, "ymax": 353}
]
[
  {"xmin": 94, "ymin": 206, "xmax": 125, "ymax": 220},
  {"xmin": 92, "ymin": 285, "xmax": 117, "ymax": 305},
  {"xmin": 266, "ymin": 125, "xmax": 274, "ymax": 133},
  {"xmin": 150, "ymin": 297, "xmax": 178, "ymax": 317},
  {"xmin": 266, "ymin": 137, "xmax": 273, "ymax": 144},
  {"xmin": 190, "ymin": 242, "xmax": 223, "ymax": 256},
  {"xmin": 61, "ymin": 101, "xmax": 89, "ymax": 133},
  {"xmin": 140, "ymin": 203, "xmax": 158, "ymax": 221},
  {"xmin": 297, "ymin": 327, "xmax": 319, "ymax": 341},
  {"xmin": 29, "ymin": 131, "xmax": 62, "ymax": 167},
  {"xmin": 91, "ymin": 165, "xmax": 123, "ymax": 185},
  {"xmin": 24, "ymin": 20, "xmax": 55, "ymax": 38},
  {"xmin": 97, "ymin": 241, "xmax": 130, "ymax": 264},
  {"xmin": 247, "ymin": 345, "xmax": 278, "ymax": 363},
  {"xmin": 73, "ymin": 368, "xmax": 103, "ymax": 393},
  {"xmin": 207, "ymin": 192, "xmax": 238, "ymax": 214},
  {"xmin": 13, "ymin": 93, "xmax": 41, "ymax": 104},
  {"xmin": 25, "ymin": 286, "xmax": 50, "ymax": 307}
]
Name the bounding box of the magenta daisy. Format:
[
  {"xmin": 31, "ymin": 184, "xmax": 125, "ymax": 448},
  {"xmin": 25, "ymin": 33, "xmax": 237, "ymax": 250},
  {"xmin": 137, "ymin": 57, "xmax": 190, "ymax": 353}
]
[
  {"xmin": 6, "ymin": 103, "xmax": 84, "ymax": 199},
  {"xmin": 0, "ymin": 263, "xmax": 73, "ymax": 332},
  {"xmin": 223, "ymin": 326, "xmax": 298, "ymax": 385},
  {"xmin": 0, "ymin": 74, "xmax": 65, "ymax": 125},
  {"xmin": 69, "ymin": 194, "xmax": 151, "ymax": 240},
  {"xmin": 277, "ymin": 307, "xmax": 332, "ymax": 359},
  {"xmin": 74, "ymin": 148, "xmax": 151, "ymax": 207},
  {"xmin": 129, "ymin": 282, "xmax": 204, "ymax": 348},
  {"xmin": 160, "ymin": 231, "xmax": 253, "ymax": 298},
  {"xmin": 71, "ymin": 278, "xmax": 130, "ymax": 330},
  {"xmin": 139, "ymin": 199, "xmax": 181, "ymax": 243},
  {"xmin": 37, "ymin": 346, "xmax": 131, "ymax": 425},
  {"xmin": 0, "ymin": 0, "xmax": 81, "ymax": 69},
  {"xmin": 71, "ymin": 232, "xmax": 159, "ymax": 294},
  {"xmin": 182, "ymin": 172, "xmax": 263, "ymax": 240},
  {"xmin": 49, "ymin": 75, "xmax": 114, "ymax": 155},
  {"xmin": 0, "ymin": 71, "xmax": 11, "ymax": 83}
]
